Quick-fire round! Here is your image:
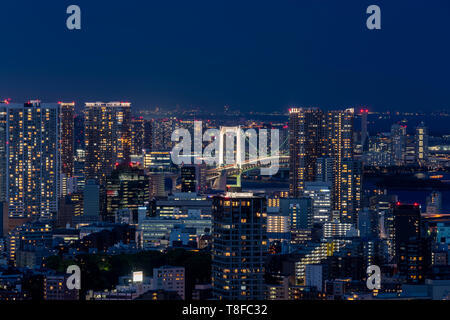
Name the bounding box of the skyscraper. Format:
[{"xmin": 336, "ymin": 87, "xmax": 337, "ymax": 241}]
[
  {"xmin": 415, "ymin": 122, "xmax": 428, "ymax": 166},
  {"xmin": 360, "ymin": 108, "xmax": 369, "ymax": 151},
  {"xmin": 59, "ymin": 102, "xmax": 75, "ymax": 178},
  {"xmin": 391, "ymin": 124, "xmax": 407, "ymax": 166},
  {"xmin": 143, "ymin": 120, "xmax": 153, "ymax": 152},
  {"xmin": 84, "ymin": 102, "xmax": 131, "ymax": 185},
  {"xmin": 212, "ymin": 193, "xmax": 268, "ymax": 300},
  {"xmin": 339, "ymin": 159, "xmax": 362, "ymax": 224},
  {"xmin": 0, "ymin": 101, "xmax": 60, "ymax": 219},
  {"xmin": 288, "ymin": 108, "xmax": 325, "ymax": 197},
  {"xmin": 131, "ymin": 117, "xmax": 145, "ymax": 155},
  {"xmin": 289, "ymin": 107, "xmax": 360, "ymax": 224},
  {"xmin": 0, "ymin": 103, "xmax": 7, "ymax": 202},
  {"xmin": 325, "ymin": 109, "xmax": 357, "ymax": 222}
]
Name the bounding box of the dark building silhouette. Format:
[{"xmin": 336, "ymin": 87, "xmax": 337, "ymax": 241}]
[{"xmin": 394, "ymin": 203, "xmax": 430, "ymax": 283}]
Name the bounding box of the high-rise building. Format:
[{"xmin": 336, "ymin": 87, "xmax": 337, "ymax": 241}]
[
  {"xmin": 151, "ymin": 118, "xmax": 177, "ymax": 152},
  {"xmin": 83, "ymin": 180, "xmax": 100, "ymax": 218},
  {"xmin": 288, "ymin": 108, "xmax": 326, "ymax": 197},
  {"xmin": 0, "ymin": 101, "xmax": 60, "ymax": 219},
  {"xmin": 143, "ymin": 120, "xmax": 153, "ymax": 152},
  {"xmin": 339, "ymin": 159, "xmax": 362, "ymax": 224},
  {"xmin": 181, "ymin": 165, "xmax": 197, "ymax": 193},
  {"xmin": 0, "ymin": 103, "xmax": 6, "ymax": 202},
  {"xmin": 0, "ymin": 202, "xmax": 7, "ymax": 237},
  {"xmin": 289, "ymin": 108, "xmax": 360, "ymax": 224},
  {"xmin": 212, "ymin": 193, "xmax": 268, "ymax": 300},
  {"xmin": 415, "ymin": 122, "xmax": 428, "ymax": 166},
  {"xmin": 325, "ymin": 109, "xmax": 358, "ymax": 222},
  {"xmin": 394, "ymin": 203, "xmax": 430, "ymax": 283},
  {"xmin": 144, "ymin": 151, "xmax": 178, "ymax": 197},
  {"xmin": 84, "ymin": 102, "xmax": 131, "ymax": 185},
  {"xmin": 60, "ymin": 102, "xmax": 75, "ymax": 178},
  {"xmin": 105, "ymin": 163, "xmax": 150, "ymax": 222},
  {"xmin": 360, "ymin": 108, "xmax": 369, "ymax": 151},
  {"xmin": 131, "ymin": 117, "xmax": 145, "ymax": 155},
  {"xmin": 304, "ymin": 181, "xmax": 332, "ymax": 224},
  {"xmin": 281, "ymin": 198, "xmax": 313, "ymax": 230},
  {"xmin": 391, "ymin": 124, "xmax": 407, "ymax": 166}
]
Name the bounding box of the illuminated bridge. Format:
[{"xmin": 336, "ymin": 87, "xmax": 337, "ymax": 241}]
[{"xmin": 201, "ymin": 126, "xmax": 290, "ymax": 190}]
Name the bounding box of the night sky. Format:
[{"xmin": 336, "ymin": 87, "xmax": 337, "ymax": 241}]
[{"xmin": 0, "ymin": 0, "xmax": 449, "ymax": 112}]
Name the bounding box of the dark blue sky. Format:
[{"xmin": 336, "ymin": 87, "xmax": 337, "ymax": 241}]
[{"xmin": 0, "ymin": 0, "xmax": 449, "ymax": 112}]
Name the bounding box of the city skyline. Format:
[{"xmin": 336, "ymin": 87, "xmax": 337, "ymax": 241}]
[{"xmin": 2, "ymin": 1, "xmax": 450, "ymax": 306}]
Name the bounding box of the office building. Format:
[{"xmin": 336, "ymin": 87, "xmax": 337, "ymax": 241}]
[
  {"xmin": 304, "ymin": 181, "xmax": 332, "ymax": 223},
  {"xmin": 152, "ymin": 193, "xmax": 212, "ymax": 219},
  {"xmin": 105, "ymin": 163, "xmax": 150, "ymax": 222}
]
